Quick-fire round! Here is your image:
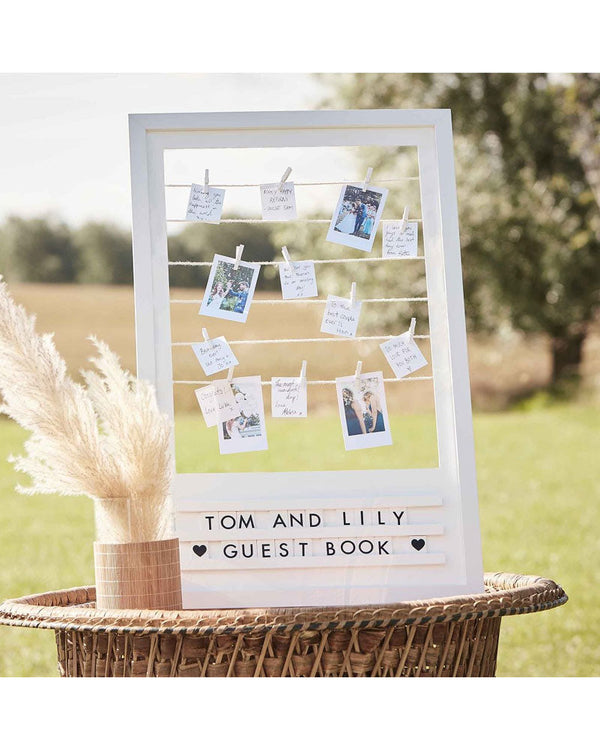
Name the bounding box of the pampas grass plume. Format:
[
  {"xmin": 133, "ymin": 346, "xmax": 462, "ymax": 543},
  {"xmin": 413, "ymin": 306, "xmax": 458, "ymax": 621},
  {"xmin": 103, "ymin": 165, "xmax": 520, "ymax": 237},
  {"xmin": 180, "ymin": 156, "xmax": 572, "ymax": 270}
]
[{"xmin": 0, "ymin": 279, "xmax": 172, "ymax": 543}]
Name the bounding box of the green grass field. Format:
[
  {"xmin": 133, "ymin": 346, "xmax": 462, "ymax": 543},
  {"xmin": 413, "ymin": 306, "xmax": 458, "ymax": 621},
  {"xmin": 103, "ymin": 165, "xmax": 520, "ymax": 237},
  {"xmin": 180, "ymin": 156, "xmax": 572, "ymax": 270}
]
[{"xmin": 0, "ymin": 405, "xmax": 598, "ymax": 677}]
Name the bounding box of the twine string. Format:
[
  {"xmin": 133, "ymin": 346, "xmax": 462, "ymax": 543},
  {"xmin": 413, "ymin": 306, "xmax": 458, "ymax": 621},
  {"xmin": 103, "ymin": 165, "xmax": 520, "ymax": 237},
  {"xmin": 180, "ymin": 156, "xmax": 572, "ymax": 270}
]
[
  {"xmin": 175, "ymin": 376, "xmax": 432, "ymax": 386},
  {"xmin": 166, "ymin": 177, "xmax": 420, "ymax": 188}
]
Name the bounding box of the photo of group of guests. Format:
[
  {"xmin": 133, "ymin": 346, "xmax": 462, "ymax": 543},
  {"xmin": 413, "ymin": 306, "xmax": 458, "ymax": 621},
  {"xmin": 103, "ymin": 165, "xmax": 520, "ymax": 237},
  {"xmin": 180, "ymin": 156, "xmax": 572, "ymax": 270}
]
[
  {"xmin": 326, "ymin": 183, "xmax": 388, "ymax": 252},
  {"xmin": 199, "ymin": 254, "xmax": 260, "ymax": 323},
  {"xmin": 335, "ymin": 192, "xmax": 378, "ymax": 239}
]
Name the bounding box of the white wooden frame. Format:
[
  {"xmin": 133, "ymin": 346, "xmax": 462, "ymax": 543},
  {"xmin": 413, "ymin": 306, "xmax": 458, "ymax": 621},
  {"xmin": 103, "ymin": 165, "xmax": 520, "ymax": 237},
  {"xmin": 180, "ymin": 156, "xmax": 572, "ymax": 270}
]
[{"xmin": 129, "ymin": 109, "xmax": 484, "ymax": 608}]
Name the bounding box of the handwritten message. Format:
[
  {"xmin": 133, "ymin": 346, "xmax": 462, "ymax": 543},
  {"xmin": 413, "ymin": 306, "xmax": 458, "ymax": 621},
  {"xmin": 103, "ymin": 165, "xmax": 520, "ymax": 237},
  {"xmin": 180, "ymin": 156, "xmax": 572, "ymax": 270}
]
[
  {"xmin": 260, "ymin": 182, "xmax": 297, "ymax": 221},
  {"xmin": 271, "ymin": 377, "xmax": 307, "ymax": 418},
  {"xmin": 191, "ymin": 337, "xmax": 238, "ymax": 376},
  {"xmin": 279, "ymin": 260, "xmax": 318, "ymax": 299},
  {"xmin": 382, "ymin": 221, "xmax": 419, "ymax": 257},
  {"xmin": 380, "ymin": 332, "xmax": 428, "ymax": 378},
  {"xmin": 185, "ymin": 184, "xmax": 225, "ymax": 223},
  {"xmin": 194, "ymin": 385, "xmax": 220, "ymax": 427},
  {"xmin": 194, "ymin": 381, "xmax": 241, "ymax": 427},
  {"xmin": 320, "ymin": 295, "xmax": 362, "ymax": 338}
]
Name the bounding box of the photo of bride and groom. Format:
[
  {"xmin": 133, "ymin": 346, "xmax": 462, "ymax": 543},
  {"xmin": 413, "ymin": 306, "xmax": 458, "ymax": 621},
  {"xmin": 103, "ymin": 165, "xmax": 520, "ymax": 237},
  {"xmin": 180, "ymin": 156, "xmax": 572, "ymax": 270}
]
[
  {"xmin": 335, "ymin": 372, "xmax": 393, "ymax": 451},
  {"xmin": 200, "ymin": 254, "xmax": 260, "ymax": 323},
  {"xmin": 335, "ymin": 196, "xmax": 376, "ymax": 239},
  {"xmin": 327, "ymin": 183, "xmax": 388, "ymax": 252}
]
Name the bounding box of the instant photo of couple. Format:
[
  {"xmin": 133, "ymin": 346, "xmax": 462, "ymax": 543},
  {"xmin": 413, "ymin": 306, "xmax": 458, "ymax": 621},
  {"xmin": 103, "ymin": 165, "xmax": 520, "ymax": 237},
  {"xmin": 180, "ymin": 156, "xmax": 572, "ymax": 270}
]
[
  {"xmin": 336, "ymin": 372, "xmax": 393, "ymax": 451},
  {"xmin": 199, "ymin": 254, "xmax": 260, "ymax": 323},
  {"xmin": 327, "ymin": 183, "xmax": 388, "ymax": 252}
]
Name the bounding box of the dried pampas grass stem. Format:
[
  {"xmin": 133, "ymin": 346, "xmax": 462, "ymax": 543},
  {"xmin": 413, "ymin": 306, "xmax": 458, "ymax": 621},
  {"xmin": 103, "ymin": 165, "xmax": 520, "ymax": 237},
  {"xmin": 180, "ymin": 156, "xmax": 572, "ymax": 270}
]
[{"xmin": 0, "ymin": 279, "xmax": 172, "ymax": 543}]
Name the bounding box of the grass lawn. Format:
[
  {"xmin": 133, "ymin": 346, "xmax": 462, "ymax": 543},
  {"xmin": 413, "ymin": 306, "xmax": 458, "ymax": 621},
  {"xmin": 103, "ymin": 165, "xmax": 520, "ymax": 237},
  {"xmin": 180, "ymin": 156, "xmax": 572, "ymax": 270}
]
[{"xmin": 0, "ymin": 404, "xmax": 598, "ymax": 677}]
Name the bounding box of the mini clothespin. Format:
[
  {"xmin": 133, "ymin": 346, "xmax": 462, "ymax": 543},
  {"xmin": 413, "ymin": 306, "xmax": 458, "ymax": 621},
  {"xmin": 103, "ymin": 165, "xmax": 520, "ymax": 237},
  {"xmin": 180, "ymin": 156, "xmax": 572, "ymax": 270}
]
[
  {"xmin": 278, "ymin": 167, "xmax": 292, "ymax": 192},
  {"xmin": 281, "ymin": 246, "xmax": 295, "ymax": 274},
  {"xmin": 349, "ymin": 282, "xmax": 357, "ymax": 307},
  {"xmin": 354, "ymin": 360, "xmax": 363, "ymax": 386},
  {"xmin": 299, "ymin": 360, "xmax": 307, "ymax": 383},
  {"xmin": 362, "ymin": 167, "xmax": 373, "ymax": 193},
  {"xmin": 202, "ymin": 328, "xmax": 210, "ymax": 342},
  {"xmin": 226, "ymin": 365, "xmax": 235, "ymax": 383},
  {"xmin": 408, "ymin": 317, "xmax": 416, "ymax": 341},
  {"xmin": 234, "ymin": 244, "xmax": 244, "ymax": 270},
  {"xmin": 202, "ymin": 169, "xmax": 210, "ymax": 194},
  {"xmin": 398, "ymin": 206, "xmax": 410, "ymax": 233}
]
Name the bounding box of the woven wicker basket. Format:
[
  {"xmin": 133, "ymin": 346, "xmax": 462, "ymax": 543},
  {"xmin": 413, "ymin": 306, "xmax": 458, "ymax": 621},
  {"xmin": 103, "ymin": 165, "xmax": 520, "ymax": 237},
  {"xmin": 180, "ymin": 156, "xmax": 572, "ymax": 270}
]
[{"xmin": 0, "ymin": 572, "xmax": 566, "ymax": 677}]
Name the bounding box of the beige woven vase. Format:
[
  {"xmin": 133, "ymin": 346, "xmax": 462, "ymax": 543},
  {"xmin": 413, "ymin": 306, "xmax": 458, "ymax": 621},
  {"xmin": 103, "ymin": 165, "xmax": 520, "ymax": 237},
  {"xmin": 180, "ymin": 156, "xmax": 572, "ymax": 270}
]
[{"xmin": 93, "ymin": 538, "xmax": 183, "ymax": 611}]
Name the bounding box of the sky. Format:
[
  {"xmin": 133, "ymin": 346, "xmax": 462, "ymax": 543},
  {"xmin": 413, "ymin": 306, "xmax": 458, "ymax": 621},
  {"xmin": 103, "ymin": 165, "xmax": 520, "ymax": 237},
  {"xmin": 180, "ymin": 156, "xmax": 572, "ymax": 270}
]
[{"xmin": 0, "ymin": 73, "xmax": 353, "ymax": 228}]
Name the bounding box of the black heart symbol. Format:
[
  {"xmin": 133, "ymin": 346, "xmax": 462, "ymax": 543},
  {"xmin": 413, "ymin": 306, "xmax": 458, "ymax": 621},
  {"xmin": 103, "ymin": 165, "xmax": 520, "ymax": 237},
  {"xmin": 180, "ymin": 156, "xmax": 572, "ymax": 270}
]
[
  {"xmin": 192, "ymin": 544, "xmax": 207, "ymax": 558},
  {"xmin": 411, "ymin": 538, "xmax": 425, "ymax": 551}
]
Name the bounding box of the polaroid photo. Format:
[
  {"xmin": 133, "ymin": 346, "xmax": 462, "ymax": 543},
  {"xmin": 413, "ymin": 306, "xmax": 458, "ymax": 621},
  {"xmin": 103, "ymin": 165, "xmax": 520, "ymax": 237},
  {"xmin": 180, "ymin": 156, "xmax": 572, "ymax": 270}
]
[
  {"xmin": 185, "ymin": 184, "xmax": 225, "ymax": 224},
  {"xmin": 335, "ymin": 371, "xmax": 393, "ymax": 451},
  {"xmin": 218, "ymin": 376, "xmax": 268, "ymax": 455},
  {"xmin": 326, "ymin": 183, "xmax": 388, "ymax": 253},
  {"xmin": 199, "ymin": 254, "xmax": 260, "ymax": 324}
]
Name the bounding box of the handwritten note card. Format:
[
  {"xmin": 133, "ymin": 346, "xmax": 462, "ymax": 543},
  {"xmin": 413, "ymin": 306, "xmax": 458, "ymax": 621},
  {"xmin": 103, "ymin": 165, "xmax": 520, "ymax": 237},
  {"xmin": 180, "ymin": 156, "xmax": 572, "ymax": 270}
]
[
  {"xmin": 185, "ymin": 184, "xmax": 225, "ymax": 223},
  {"xmin": 279, "ymin": 261, "xmax": 318, "ymax": 300},
  {"xmin": 271, "ymin": 377, "xmax": 308, "ymax": 418},
  {"xmin": 195, "ymin": 381, "xmax": 241, "ymax": 427},
  {"xmin": 382, "ymin": 221, "xmax": 419, "ymax": 258},
  {"xmin": 260, "ymin": 182, "xmax": 297, "ymax": 221},
  {"xmin": 214, "ymin": 380, "xmax": 242, "ymax": 421},
  {"xmin": 320, "ymin": 295, "xmax": 362, "ymax": 338},
  {"xmin": 191, "ymin": 337, "xmax": 238, "ymax": 376},
  {"xmin": 380, "ymin": 332, "xmax": 428, "ymax": 379},
  {"xmin": 194, "ymin": 385, "xmax": 220, "ymax": 427}
]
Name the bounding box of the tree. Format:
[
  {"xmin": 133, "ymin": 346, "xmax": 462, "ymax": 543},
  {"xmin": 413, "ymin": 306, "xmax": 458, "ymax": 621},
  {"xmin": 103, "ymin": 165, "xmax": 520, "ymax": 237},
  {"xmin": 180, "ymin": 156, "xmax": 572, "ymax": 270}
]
[
  {"xmin": 0, "ymin": 215, "xmax": 79, "ymax": 283},
  {"xmin": 171, "ymin": 221, "xmax": 280, "ymax": 290},
  {"xmin": 322, "ymin": 74, "xmax": 600, "ymax": 389},
  {"xmin": 74, "ymin": 222, "xmax": 133, "ymax": 284}
]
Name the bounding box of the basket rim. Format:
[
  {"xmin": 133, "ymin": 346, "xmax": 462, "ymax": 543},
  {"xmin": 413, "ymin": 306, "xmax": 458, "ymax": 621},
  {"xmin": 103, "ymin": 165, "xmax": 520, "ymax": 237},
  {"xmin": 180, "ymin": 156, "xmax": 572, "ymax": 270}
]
[{"xmin": 0, "ymin": 572, "xmax": 567, "ymax": 636}]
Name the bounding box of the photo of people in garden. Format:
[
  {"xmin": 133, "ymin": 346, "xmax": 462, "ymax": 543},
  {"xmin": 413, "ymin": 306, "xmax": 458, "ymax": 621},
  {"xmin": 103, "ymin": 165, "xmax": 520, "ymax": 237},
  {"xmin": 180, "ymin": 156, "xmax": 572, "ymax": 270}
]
[
  {"xmin": 333, "ymin": 185, "xmax": 384, "ymax": 240},
  {"xmin": 200, "ymin": 254, "xmax": 259, "ymax": 323}
]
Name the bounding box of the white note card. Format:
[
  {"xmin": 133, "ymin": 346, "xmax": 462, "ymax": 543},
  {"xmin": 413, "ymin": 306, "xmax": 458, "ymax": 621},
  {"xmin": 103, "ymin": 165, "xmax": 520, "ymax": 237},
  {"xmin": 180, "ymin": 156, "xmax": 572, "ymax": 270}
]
[
  {"xmin": 191, "ymin": 337, "xmax": 238, "ymax": 376},
  {"xmin": 320, "ymin": 295, "xmax": 362, "ymax": 338},
  {"xmin": 380, "ymin": 332, "xmax": 428, "ymax": 379},
  {"xmin": 214, "ymin": 380, "xmax": 243, "ymax": 421},
  {"xmin": 279, "ymin": 261, "xmax": 318, "ymax": 300},
  {"xmin": 194, "ymin": 381, "xmax": 241, "ymax": 427},
  {"xmin": 260, "ymin": 182, "xmax": 297, "ymax": 221},
  {"xmin": 194, "ymin": 385, "xmax": 219, "ymax": 427},
  {"xmin": 271, "ymin": 377, "xmax": 308, "ymax": 418},
  {"xmin": 185, "ymin": 184, "xmax": 226, "ymax": 223},
  {"xmin": 382, "ymin": 221, "xmax": 419, "ymax": 257}
]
